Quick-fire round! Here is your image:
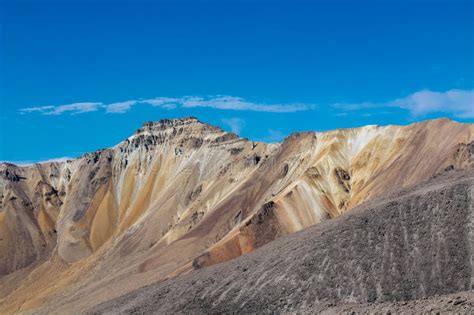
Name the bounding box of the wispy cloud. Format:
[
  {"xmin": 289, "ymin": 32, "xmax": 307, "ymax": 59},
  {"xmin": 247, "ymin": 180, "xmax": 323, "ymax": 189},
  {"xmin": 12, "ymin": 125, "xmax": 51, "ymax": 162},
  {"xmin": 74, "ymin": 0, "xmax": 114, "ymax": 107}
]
[
  {"xmin": 105, "ymin": 100, "xmax": 138, "ymax": 114},
  {"xmin": 20, "ymin": 95, "xmax": 314, "ymax": 116},
  {"xmin": 20, "ymin": 90, "xmax": 472, "ymax": 119},
  {"xmin": 222, "ymin": 117, "xmax": 245, "ymax": 134},
  {"xmin": 391, "ymin": 89, "xmax": 474, "ymax": 118},
  {"xmin": 334, "ymin": 89, "xmax": 474, "ymax": 118},
  {"xmin": 142, "ymin": 97, "xmax": 179, "ymax": 109},
  {"xmin": 21, "ymin": 102, "xmax": 103, "ymax": 115},
  {"xmin": 19, "ymin": 105, "xmax": 55, "ymax": 113},
  {"xmin": 181, "ymin": 96, "xmax": 312, "ymax": 113}
]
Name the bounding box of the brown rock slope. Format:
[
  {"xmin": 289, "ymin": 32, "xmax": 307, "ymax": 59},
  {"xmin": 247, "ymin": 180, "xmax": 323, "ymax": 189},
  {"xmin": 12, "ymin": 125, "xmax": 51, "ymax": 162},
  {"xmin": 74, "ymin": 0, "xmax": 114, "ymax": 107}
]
[
  {"xmin": 89, "ymin": 168, "xmax": 474, "ymax": 314},
  {"xmin": 0, "ymin": 117, "xmax": 473, "ymax": 313}
]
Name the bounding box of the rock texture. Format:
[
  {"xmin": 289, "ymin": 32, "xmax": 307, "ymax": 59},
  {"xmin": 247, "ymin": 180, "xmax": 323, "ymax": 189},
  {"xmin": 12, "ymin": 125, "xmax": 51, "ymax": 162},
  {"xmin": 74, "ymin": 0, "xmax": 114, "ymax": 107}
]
[
  {"xmin": 90, "ymin": 168, "xmax": 474, "ymax": 314},
  {"xmin": 0, "ymin": 117, "xmax": 473, "ymax": 313}
]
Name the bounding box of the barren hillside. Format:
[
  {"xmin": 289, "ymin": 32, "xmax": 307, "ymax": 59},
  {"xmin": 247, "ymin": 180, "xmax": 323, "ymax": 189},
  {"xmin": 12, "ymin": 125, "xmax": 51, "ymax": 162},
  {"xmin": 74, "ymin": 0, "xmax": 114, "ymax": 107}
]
[{"xmin": 90, "ymin": 168, "xmax": 474, "ymax": 314}]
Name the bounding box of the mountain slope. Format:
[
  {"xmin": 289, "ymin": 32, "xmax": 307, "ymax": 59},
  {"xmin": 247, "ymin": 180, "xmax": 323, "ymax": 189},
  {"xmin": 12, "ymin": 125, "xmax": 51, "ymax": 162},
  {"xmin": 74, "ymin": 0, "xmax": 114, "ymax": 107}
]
[
  {"xmin": 0, "ymin": 117, "xmax": 473, "ymax": 313},
  {"xmin": 90, "ymin": 168, "xmax": 474, "ymax": 314}
]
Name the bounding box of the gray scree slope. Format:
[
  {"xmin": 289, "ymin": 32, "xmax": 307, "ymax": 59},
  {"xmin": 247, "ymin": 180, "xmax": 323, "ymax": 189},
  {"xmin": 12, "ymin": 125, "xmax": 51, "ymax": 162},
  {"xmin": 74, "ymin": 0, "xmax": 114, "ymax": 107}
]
[{"xmin": 91, "ymin": 169, "xmax": 474, "ymax": 314}]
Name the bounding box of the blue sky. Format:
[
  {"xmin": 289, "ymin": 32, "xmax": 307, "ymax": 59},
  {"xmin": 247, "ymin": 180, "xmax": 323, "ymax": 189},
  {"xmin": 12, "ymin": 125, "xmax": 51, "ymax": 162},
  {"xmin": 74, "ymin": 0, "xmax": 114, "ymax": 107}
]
[{"xmin": 0, "ymin": 0, "xmax": 473, "ymax": 163}]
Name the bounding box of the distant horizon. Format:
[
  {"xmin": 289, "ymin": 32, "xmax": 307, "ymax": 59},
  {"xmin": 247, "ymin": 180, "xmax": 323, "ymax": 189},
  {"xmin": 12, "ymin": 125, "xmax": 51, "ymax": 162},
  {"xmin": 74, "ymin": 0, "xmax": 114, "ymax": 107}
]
[{"xmin": 1, "ymin": 0, "xmax": 473, "ymax": 162}]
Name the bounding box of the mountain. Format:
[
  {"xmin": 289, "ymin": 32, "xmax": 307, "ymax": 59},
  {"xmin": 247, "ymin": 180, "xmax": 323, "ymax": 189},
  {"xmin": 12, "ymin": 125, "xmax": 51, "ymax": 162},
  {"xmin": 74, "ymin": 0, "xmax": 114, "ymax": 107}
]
[
  {"xmin": 0, "ymin": 117, "xmax": 473, "ymax": 313},
  {"xmin": 91, "ymin": 167, "xmax": 474, "ymax": 314}
]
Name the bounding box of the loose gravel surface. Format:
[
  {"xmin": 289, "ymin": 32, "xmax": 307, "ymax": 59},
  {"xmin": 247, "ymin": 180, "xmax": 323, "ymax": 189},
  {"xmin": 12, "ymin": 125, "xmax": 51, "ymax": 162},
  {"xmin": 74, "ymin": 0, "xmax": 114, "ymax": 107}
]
[{"xmin": 305, "ymin": 290, "xmax": 474, "ymax": 314}]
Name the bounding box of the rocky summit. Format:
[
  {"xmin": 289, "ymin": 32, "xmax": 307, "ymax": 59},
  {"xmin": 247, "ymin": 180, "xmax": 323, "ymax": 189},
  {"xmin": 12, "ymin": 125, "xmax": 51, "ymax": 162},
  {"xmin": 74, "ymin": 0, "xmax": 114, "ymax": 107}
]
[{"xmin": 0, "ymin": 117, "xmax": 473, "ymax": 314}]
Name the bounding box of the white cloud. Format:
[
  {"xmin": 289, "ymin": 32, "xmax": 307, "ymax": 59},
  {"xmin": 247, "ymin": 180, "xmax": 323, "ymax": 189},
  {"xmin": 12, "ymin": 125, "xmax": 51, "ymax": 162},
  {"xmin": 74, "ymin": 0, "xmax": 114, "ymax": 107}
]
[
  {"xmin": 20, "ymin": 95, "xmax": 313, "ymax": 115},
  {"xmin": 181, "ymin": 96, "xmax": 312, "ymax": 113},
  {"xmin": 390, "ymin": 89, "xmax": 474, "ymax": 118},
  {"xmin": 19, "ymin": 90, "xmax": 474, "ymax": 119},
  {"xmin": 20, "ymin": 102, "xmax": 103, "ymax": 115},
  {"xmin": 222, "ymin": 117, "xmax": 245, "ymax": 134},
  {"xmin": 20, "ymin": 105, "xmax": 55, "ymax": 113},
  {"xmin": 142, "ymin": 97, "xmax": 179, "ymax": 109},
  {"xmin": 334, "ymin": 89, "xmax": 474, "ymax": 119},
  {"xmin": 46, "ymin": 102, "xmax": 103, "ymax": 115},
  {"xmin": 105, "ymin": 100, "xmax": 138, "ymax": 114}
]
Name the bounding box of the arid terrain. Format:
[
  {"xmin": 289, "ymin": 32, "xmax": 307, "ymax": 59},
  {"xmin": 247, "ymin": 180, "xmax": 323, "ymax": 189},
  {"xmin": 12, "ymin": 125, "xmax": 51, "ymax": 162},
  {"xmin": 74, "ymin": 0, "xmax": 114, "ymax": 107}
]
[
  {"xmin": 0, "ymin": 117, "xmax": 473, "ymax": 313},
  {"xmin": 91, "ymin": 168, "xmax": 474, "ymax": 314}
]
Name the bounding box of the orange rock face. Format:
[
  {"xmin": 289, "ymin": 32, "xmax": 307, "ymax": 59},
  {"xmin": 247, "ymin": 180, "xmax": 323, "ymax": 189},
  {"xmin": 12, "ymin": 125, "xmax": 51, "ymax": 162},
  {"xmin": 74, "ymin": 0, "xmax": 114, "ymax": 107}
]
[{"xmin": 0, "ymin": 117, "xmax": 472, "ymax": 313}]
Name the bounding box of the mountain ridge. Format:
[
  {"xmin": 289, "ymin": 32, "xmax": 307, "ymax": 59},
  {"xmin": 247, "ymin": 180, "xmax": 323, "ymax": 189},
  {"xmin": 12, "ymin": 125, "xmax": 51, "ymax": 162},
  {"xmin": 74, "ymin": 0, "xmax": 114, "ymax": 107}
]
[{"xmin": 1, "ymin": 117, "xmax": 464, "ymax": 168}]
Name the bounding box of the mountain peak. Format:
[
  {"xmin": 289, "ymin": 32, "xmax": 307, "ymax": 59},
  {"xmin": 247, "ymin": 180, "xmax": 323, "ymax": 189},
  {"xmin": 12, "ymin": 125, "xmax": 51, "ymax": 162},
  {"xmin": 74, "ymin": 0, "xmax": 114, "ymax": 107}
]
[
  {"xmin": 142, "ymin": 116, "xmax": 200, "ymax": 128},
  {"xmin": 134, "ymin": 116, "xmax": 222, "ymax": 135}
]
